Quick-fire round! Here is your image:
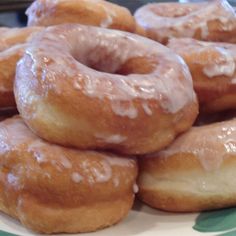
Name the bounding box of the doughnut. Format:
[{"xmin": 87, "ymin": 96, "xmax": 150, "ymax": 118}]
[
  {"xmin": 0, "ymin": 116, "xmax": 138, "ymax": 233},
  {"xmin": 14, "ymin": 24, "xmax": 198, "ymax": 155},
  {"xmin": 134, "ymin": 0, "xmax": 236, "ymax": 44},
  {"xmin": 26, "ymin": 0, "xmax": 137, "ymax": 33},
  {"xmin": 168, "ymin": 38, "xmax": 236, "ymax": 113},
  {"xmin": 0, "ymin": 27, "xmax": 42, "ymax": 109},
  {"xmin": 138, "ymin": 118, "xmax": 236, "ymax": 212}
]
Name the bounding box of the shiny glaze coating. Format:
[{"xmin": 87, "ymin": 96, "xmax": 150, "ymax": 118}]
[
  {"xmin": 15, "ymin": 24, "xmax": 198, "ymax": 154},
  {"xmin": 168, "ymin": 38, "xmax": 236, "ymax": 113},
  {"xmin": 0, "ymin": 27, "xmax": 42, "ymax": 109},
  {"xmin": 26, "ymin": 0, "xmax": 137, "ymax": 33},
  {"xmin": 135, "ymin": 0, "xmax": 236, "ymax": 44},
  {"xmin": 138, "ymin": 118, "xmax": 236, "ymax": 212},
  {"xmin": 0, "ymin": 116, "xmax": 137, "ymax": 233}
]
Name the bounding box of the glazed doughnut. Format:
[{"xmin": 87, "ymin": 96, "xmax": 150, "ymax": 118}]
[
  {"xmin": 134, "ymin": 0, "xmax": 236, "ymax": 44},
  {"xmin": 138, "ymin": 118, "xmax": 236, "ymax": 212},
  {"xmin": 26, "ymin": 0, "xmax": 136, "ymax": 33},
  {"xmin": 15, "ymin": 24, "xmax": 198, "ymax": 155},
  {"xmin": 0, "ymin": 116, "xmax": 137, "ymax": 233},
  {"xmin": 0, "ymin": 27, "xmax": 42, "ymax": 109},
  {"xmin": 168, "ymin": 38, "xmax": 236, "ymax": 113}
]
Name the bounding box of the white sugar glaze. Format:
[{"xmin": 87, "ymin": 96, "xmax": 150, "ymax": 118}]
[
  {"xmin": 27, "ymin": 0, "xmax": 116, "ymax": 28},
  {"xmin": 100, "ymin": 4, "xmax": 116, "ymax": 28},
  {"xmin": 21, "ymin": 24, "xmax": 196, "ymax": 117},
  {"xmin": 133, "ymin": 183, "xmax": 139, "ymax": 194},
  {"xmin": 100, "ymin": 15, "xmax": 113, "ymax": 28},
  {"xmin": 135, "ymin": 0, "xmax": 236, "ymax": 42},
  {"xmin": 155, "ymin": 119, "xmax": 236, "ymax": 171},
  {"xmin": 93, "ymin": 160, "xmax": 112, "ymax": 182},
  {"xmin": 26, "ymin": 0, "xmax": 127, "ymax": 30},
  {"xmin": 142, "ymin": 102, "xmax": 153, "ymax": 116},
  {"xmin": 71, "ymin": 172, "xmax": 83, "ymax": 183},
  {"xmin": 203, "ymin": 47, "xmax": 235, "ymax": 78},
  {"xmin": 168, "ymin": 38, "xmax": 236, "ymax": 80},
  {"xmin": 0, "ymin": 116, "xmax": 36, "ymax": 154},
  {"xmin": 0, "ymin": 116, "xmax": 137, "ymax": 185},
  {"xmin": 7, "ymin": 173, "xmax": 20, "ymax": 188},
  {"xmin": 80, "ymin": 159, "xmax": 112, "ymax": 183},
  {"xmin": 0, "ymin": 117, "xmax": 74, "ymax": 171},
  {"xmin": 28, "ymin": 140, "xmax": 73, "ymax": 170},
  {"xmin": 26, "ymin": 0, "xmax": 50, "ymax": 26},
  {"xmin": 113, "ymin": 177, "xmax": 119, "ymax": 187},
  {"xmin": 111, "ymin": 101, "xmax": 138, "ymax": 119},
  {"xmin": 104, "ymin": 155, "xmax": 136, "ymax": 167},
  {"xmin": 95, "ymin": 133, "xmax": 127, "ymax": 144}
]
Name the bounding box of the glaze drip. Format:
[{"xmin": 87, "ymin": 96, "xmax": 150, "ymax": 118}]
[
  {"xmin": 157, "ymin": 119, "xmax": 236, "ymax": 171},
  {"xmin": 22, "ymin": 24, "xmax": 196, "ymax": 115},
  {"xmin": 135, "ymin": 0, "xmax": 236, "ymax": 43}
]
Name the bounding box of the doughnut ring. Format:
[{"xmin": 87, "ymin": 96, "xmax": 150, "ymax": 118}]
[
  {"xmin": 138, "ymin": 118, "xmax": 236, "ymax": 212},
  {"xmin": 15, "ymin": 24, "xmax": 198, "ymax": 155},
  {"xmin": 0, "ymin": 116, "xmax": 138, "ymax": 233},
  {"xmin": 26, "ymin": 0, "xmax": 137, "ymax": 33},
  {"xmin": 168, "ymin": 38, "xmax": 236, "ymax": 113},
  {"xmin": 0, "ymin": 27, "xmax": 42, "ymax": 109},
  {"xmin": 134, "ymin": 0, "xmax": 236, "ymax": 44}
]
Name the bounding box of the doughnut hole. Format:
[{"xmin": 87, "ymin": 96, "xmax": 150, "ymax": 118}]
[
  {"xmin": 70, "ymin": 36, "xmax": 157, "ymax": 75},
  {"xmin": 117, "ymin": 57, "xmax": 158, "ymax": 75},
  {"xmin": 86, "ymin": 56, "xmax": 157, "ymax": 75}
]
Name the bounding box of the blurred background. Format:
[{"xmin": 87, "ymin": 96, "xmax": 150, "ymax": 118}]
[{"xmin": 0, "ymin": 0, "xmax": 235, "ymax": 27}]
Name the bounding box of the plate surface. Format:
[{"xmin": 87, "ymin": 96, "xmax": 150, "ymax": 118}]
[{"xmin": 1, "ymin": 200, "xmax": 236, "ymax": 236}]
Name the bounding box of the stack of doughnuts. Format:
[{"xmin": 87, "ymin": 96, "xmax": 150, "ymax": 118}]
[
  {"xmin": 0, "ymin": 0, "xmax": 199, "ymax": 233},
  {"xmin": 12, "ymin": 22, "xmax": 198, "ymax": 232},
  {"xmin": 133, "ymin": 0, "xmax": 236, "ymax": 212},
  {"xmin": 0, "ymin": 0, "xmax": 235, "ymax": 234}
]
